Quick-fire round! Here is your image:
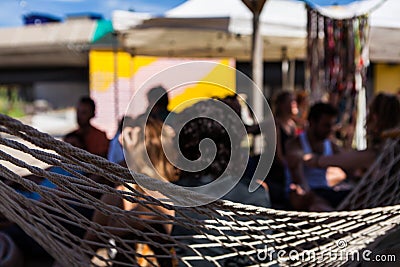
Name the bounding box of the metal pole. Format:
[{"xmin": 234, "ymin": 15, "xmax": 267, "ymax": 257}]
[
  {"xmin": 242, "ymin": 0, "xmax": 267, "ymax": 154},
  {"xmin": 112, "ymin": 32, "xmax": 119, "ymax": 120},
  {"xmin": 281, "ymin": 46, "xmax": 289, "ymax": 90},
  {"xmin": 252, "ymin": 10, "xmax": 264, "ymax": 154},
  {"xmin": 289, "ymin": 59, "xmax": 296, "ymax": 91}
]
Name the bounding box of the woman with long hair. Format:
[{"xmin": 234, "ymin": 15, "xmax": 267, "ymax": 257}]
[
  {"xmin": 266, "ymin": 91, "xmax": 298, "ymax": 209},
  {"xmin": 84, "ymin": 116, "xmax": 178, "ymax": 267}
]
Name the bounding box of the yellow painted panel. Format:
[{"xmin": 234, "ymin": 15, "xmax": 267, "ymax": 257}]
[
  {"xmin": 132, "ymin": 56, "xmax": 158, "ymax": 74},
  {"xmin": 169, "ymin": 59, "xmax": 236, "ymax": 112},
  {"xmin": 374, "ymin": 64, "xmax": 400, "ymax": 94},
  {"xmin": 117, "ymin": 52, "xmax": 132, "ymax": 77},
  {"xmin": 89, "ymin": 50, "xmax": 132, "ymax": 92}
]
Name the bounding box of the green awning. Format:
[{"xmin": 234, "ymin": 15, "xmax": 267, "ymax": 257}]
[{"xmin": 92, "ymin": 20, "xmax": 113, "ymax": 43}]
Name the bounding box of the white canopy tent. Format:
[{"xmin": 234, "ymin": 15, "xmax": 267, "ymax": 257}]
[
  {"xmin": 113, "ymin": 0, "xmax": 307, "ymax": 61},
  {"xmin": 165, "ymin": 0, "xmax": 307, "ymax": 38},
  {"xmin": 369, "ymin": 0, "xmax": 400, "ymax": 63},
  {"xmin": 113, "ymin": 0, "xmax": 400, "ymax": 62}
]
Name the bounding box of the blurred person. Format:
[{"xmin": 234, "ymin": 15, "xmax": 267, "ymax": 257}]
[
  {"xmin": 5, "ymin": 132, "xmax": 86, "ymax": 201},
  {"xmin": 146, "ymin": 85, "xmax": 175, "ymax": 124},
  {"xmin": 107, "ymin": 116, "xmax": 132, "ymax": 164},
  {"xmin": 69, "ymin": 96, "xmax": 109, "ymax": 158},
  {"xmin": 27, "ymin": 132, "xmax": 87, "ymax": 200},
  {"xmin": 172, "ymin": 98, "xmax": 270, "ymax": 266},
  {"xmin": 293, "ymin": 90, "xmax": 309, "ymax": 134},
  {"xmin": 266, "ymin": 91, "xmax": 297, "ymax": 209},
  {"xmin": 306, "ymin": 93, "xmax": 400, "ymax": 176},
  {"xmin": 286, "ymin": 102, "xmax": 347, "ymax": 211},
  {"xmin": 218, "ymin": 93, "xmax": 261, "ymax": 135},
  {"xmin": 174, "ymin": 98, "xmax": 269, "ymax": 206},
  {"xmin": 85, "ymin": 116, "xmax": 178, "ymax": 267},
  {"xmin": 63, "ymin": 131, "xmax": 86, "ymax": 150},
  {"xmin": 0, "ymin": 131, "xmax": 90, "ymax": 264}
]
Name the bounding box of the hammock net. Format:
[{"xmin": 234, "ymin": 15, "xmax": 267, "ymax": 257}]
[{"xmin": 0, "ymin": 114, "xmax": 399, "ymax": 266}]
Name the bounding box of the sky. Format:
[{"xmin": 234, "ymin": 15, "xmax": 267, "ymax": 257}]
[
  {"xmin": 0, "ymin": 0, "xmax": 186, "ymax": 27},
  {"xmin": 0, "ymin": 0, "xmax": 378, "ymax": 27}
]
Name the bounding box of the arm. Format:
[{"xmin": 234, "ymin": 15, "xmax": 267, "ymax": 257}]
[
  {"xmin": 285, "ymin": 138, "xmax": 310, "ymax": 193},
  {"xmin": 312, "ymin": 149, "xmax": 376, "ymax": 171},
  {"xmin": 84, "ymin": 193, "xmax": 121, "ymax": 250},
  {"xmin": 85, "ymin": 186, "xmax": 173, "ymax": 244}
]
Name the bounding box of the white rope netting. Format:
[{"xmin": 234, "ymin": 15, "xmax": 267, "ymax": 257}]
[{"xmin": 0, "ymin": 114, "xmax": 399, "ymax": 267}]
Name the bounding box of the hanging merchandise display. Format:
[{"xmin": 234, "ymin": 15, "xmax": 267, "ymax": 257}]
[
  {"xmin": 306, "ymin": 5, "xmax": 370, "ymax": 149},
  {"xmin": 302, "ymin": 0, "xmax": 386, "ymax": 20}
]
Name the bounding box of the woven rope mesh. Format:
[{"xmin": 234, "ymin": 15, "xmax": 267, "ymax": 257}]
[
  {"xmin": 338, "ymin": 137, "xmax": 400, "ymax": 211},
  {"xmin": 0, "ymin": 114, "xmax": 399, "ymax": 266}
]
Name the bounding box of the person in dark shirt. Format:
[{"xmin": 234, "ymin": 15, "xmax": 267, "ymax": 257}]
[
  {"xmin": 172, "ymin": 99, "xmax": 270, "ymax": 266},
  {"xmin": 69, "ymin": 96, "xmax": 109, "ymax": 158}
]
